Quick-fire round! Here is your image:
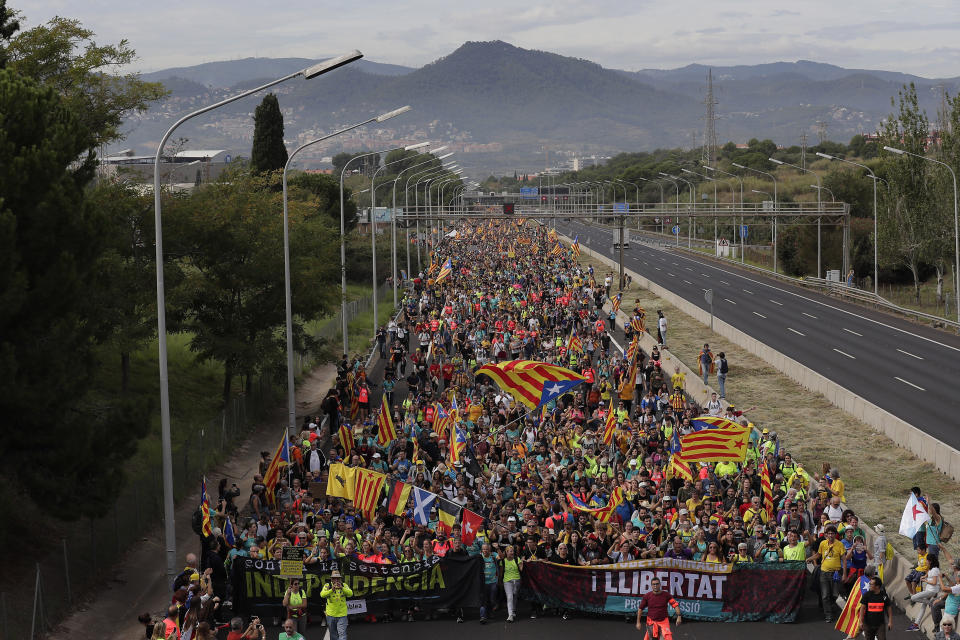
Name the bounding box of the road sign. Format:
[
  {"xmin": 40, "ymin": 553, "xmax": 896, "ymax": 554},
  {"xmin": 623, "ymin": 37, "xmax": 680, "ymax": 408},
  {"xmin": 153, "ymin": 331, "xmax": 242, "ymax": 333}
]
[
  {"xmin": 520, "ymin": 187, "xmax": 538, "ymax": 199},
  {"xmin": 740, "ymin": 225, "xmax": 748, "ymax": 239},
  {"xmin": 280, "ymin": 546, "xmax": 304, "ymax": 577},
  {"xmin": 672, "ymin": 225, "xmax": 680, "ymax": 235},
  {"xmin": 613, "ymin": 202, "xmax": 628, "ymax": 213}
]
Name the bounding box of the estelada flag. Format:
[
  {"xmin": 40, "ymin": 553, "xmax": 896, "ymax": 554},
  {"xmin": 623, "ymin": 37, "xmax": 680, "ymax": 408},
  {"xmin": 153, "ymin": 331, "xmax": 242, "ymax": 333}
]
[
  {"xmin": 679, "ymin": 425, "xmax": 750, "ymax": 462},
  {"xmin": 612, "ymin": 293, "xmax": 622, "ymax": 312},
  {"xmin": 835, "ymin": 575, "xmax": 868, "ymax": 637},
  {"xmin": 326, "ymin": 463, "xmax": 356, "ymax": 501},
  {"xmin": 200, "ymin": 477, "xmax": 213, "ymax": 537},
  {"xmin": 571, "ymin": 235, "xmax": 581, "ymax": 257},
  {"xmin": 475, "ymin": 360, "xmax": 586, "ymax": 411},
  {"xmin": 353, "ymin": 468, "xmax": 386, "ymax": 521},
  {"xmin": 761, "ymin": 462, "xmax": 774, "ymax": 520},
  {"xmin": 375, "ymin": 396, "xmax": 397, "ymax": 446},
  {"xmin": 461, "ymin": 509, "xmax": 483, "ymax": 546},
  {"xmin": 386, "ymin": 480, "xmax": 413, "ymax": 517},
  {"xmin": 666, "ymin": 451, "xmax": 694, "ymax": 482},
  {"xmin": 437, "ymin": 497, "xmax": 461, "ymax": 535}
]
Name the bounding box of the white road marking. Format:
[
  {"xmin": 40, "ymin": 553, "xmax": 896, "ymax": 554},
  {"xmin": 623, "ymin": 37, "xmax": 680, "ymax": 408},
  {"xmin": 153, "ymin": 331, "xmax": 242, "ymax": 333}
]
[
  {"xmin": 787, "ymin": 327, "xmax": 805, "ymax": 336},
  {"xmin": 802, "ymin": 312, "xmax": 818, "ymax": 319},
  {"xmin": 724, "ymin": 298, "xmax": 737, "ymax": 304},
  {"xmin": 720, "ymin": 280, "xmax": 730, "ymax": 285},
  {"xmin": 668, "ymin": 272, "xmax": 676, "ymax": 276},
  {"xmin": 628, "ymin": 242, "xmax": 960, "ymax": 354},
  {"xmin": 833, "ymin": 348, "xmax": 856, "ymax": 359},
  {"xmin": 842, "ymin": 328, "xmax": 863, "ymax": 336},
  {"xmin": 672, "ymin": 262, "xmax": 678, "ymax": 265},
  {"xmin": 897, "ymin": 348, "xmax": 924, "ymax": 360},
  {"xmin": 683, "ymin": 279, "xmax": 693, "ymax": 285},
  {"xmin": 655, "ymin": 267, "xmax": 662, "ymax": 271},
  {"xmin": 701, "ymin": 273, "xmax": 710, "ymax": 277},
  {"xmin": 743, "ymin": 289, "xmax": 754, "ymax": 294},
  {"xmin": 753, "ymin": 311, "xmax": 766, "ymax": 318},
  {"xmin": 769, "ymin": 299, "xmax": 784, "ymax": 306},
  {"xmin": 685, "ymin": 267, "xmax": 693, "ymax": 271},
  {"xmin": 895, "ymin": 376, "xmax": 926, "ymax": 391}
]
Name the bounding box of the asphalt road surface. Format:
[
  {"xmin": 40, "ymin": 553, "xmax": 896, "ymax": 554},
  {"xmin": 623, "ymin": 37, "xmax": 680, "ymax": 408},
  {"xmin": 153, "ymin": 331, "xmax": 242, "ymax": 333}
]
[
  {"xmin": 557, "ymin": 218, "xmax": 960, "ymax": 451},
  {"xmin": 347, "ymin": 585, "xmax": 917, "ymax": 640}
]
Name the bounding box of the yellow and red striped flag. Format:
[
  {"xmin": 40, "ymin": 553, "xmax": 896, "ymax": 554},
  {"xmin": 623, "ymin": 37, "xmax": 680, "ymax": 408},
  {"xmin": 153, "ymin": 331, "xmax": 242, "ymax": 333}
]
[
  {"xmin": 262, "ymin": 433, "xmax": 291, "ymax": 506},
  {"xmin": 339, "ymin": 422, "xmax": 353, "ymax": 458},
  {"xmin": 567, "ymin": 332, "xmax": 583, "ymax": 354},
  {"xmin": 475, "ymin": 360, "xmax": 587, "ymax": 411},
  {"xmin": 626, "ymin": 335, "xmax": 639, "ymax": 361},
  {"xmin": 679, "ymin": 425, "xmax": 750, "ymax": 463},
  {"xmin": 602, "ymin": 409, "xmax": 617, "ymax": 445},
  {"xmin": 612, "ymin": 293, "xmax": 622, "ymax": 312},
  {"xmin": 631, "ymin": 316, "xmax": 644, "ymax": 333},
  {"xmin": 435, "ymin": 258, "xmax": 453, "ymax": 283},
  {"xmin": 375, "ymin": 396, "xmax": 397, "ymax": 446},
  {"xmin": 761, "ymin": 461, "xmax": 774, "ymax": 520},
  {"xmin": 835, "ymin": 576, "xmax": 866, "ymax": 637},
  {"xmin": 666, "ymin": 451, "xmax": 694, "ymax": 482},
  {"xmin": 200, "ymin": 478, "xmax": 213, "ymax": 537},
  {"xmin": 353, "ymin": 468, "xmax": 386, "ymax": 521},
  {"xmin": 571, "ymin": 235, "xmax": 581, "ymax": 257},
  {"xmin": 550, "ymin": 243, "xmax": 563, "ymax": 256}
]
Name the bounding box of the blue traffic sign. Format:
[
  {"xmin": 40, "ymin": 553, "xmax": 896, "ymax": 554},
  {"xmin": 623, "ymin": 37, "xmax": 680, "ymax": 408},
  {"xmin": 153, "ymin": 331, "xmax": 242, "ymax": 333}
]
[
  {"xmin": 672, "ymin": 225, "xmax": 680, "ymax": 235},
  {"xmin": 740, "ymin": 225, "xmax": 748, "ymax": 239},
  {"xmin": 520, "ymin": 187, "xmax": 539, "ymax": 199},
  {"xmin": 613, "ymin": 202, "xmax": 629, "ymax": 213}
]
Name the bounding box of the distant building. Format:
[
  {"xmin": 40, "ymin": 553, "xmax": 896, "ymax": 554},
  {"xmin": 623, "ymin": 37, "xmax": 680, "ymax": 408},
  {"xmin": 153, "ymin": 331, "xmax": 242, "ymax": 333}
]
[{"xmin": 101, "ymin": 148, "xmax": 243, "ymax": 185}]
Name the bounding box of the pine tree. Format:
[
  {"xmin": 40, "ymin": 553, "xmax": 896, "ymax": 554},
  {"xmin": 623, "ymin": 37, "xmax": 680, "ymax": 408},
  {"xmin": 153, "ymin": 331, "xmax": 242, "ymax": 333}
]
[{"xmin": 250, "ymin": 93, "xmax": 288, "ymax": 174}]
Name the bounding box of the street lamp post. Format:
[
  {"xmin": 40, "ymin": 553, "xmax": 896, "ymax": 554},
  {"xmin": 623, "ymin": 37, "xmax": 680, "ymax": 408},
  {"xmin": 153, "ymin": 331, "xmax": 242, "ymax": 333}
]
[
  {"xmin": 151, "ymin": 50, "xmax": 362, "ymax": 579},
  {"xmin": 706, "ymin": 165, "xmax": 744, "ymax": 263},
  {"xmin": 885, "ymin": 145, "xmax": 960, "ymax": 320},
  {"xmin": 658, "ymin": 173, "xmax": 681, "ymax": 244},
  {"xmin": 281, "ymin": 106, "xmax": 409, "ymax": 434},
  {"xmin": 683, "ymin": 168, "xmax": 718, "ymax": 245}
]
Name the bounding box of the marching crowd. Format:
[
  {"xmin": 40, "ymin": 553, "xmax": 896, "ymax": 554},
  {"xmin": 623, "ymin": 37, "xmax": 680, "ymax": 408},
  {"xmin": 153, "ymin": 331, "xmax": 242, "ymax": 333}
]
[{"xmin": 152, "ymin": 221, "xmax": 958, "ymax": 640}]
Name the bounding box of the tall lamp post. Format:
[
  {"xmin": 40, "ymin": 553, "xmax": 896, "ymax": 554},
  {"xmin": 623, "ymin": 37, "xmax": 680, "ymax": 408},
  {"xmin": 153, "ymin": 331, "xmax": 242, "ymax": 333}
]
[
  {"xmin": 706, "ymin": 165, "xmax": 745, "ymax": 262},
  {"xmin": 281, "ymin": 105, "xmax": 409, "ymax": 433},
  {"xmin": 151, "ymin": 50, "xmax": 362, "ymax": 579},
  {"xmin": 770, "ymin": 157, "xmax": 822, "ymax": 277},
  {"xmin": 817, "ymin": 152, "xmax": 880, "ymax": 295},
  {"xmin": 658, "ymin": 173, "xmax": 681, "ymax": 244},
  {"xmin": 884, "ymin": 145, "xmax": 960, "ymax": 320}
]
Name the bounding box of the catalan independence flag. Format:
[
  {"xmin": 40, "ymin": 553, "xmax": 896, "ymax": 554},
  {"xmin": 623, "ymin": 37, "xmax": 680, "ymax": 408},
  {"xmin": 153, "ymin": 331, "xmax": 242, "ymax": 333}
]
[
  {"xmin": 679, "ymin": 424, "xmax": 750, "ymax": 463},
  {"xmin": 435, "ymin": 258, "xmax": 453, "ymax": 283},
  {"xmin": 602, "ymin": 410, "xmax": 617, "ymax": 445},
  {"xmin": 550, "ymin": 243, "xmax": 563, "ymax": 257},
  {"xmin": 262, "ymin": 433, "xmax": 291, "ymax": 506},
  {"xmin": 626, "ymin": 335, "xmax": 639, "ymax": 361},
  {"xmin": 690, "ymin": 415, "xmax": 743, "ymax": 431},
  {"xmin": 630, "ymin": 316, "xmax": 644, "ymax": 333},
  {"xmin": 612, "ymin": 292, "xmax": 622, "ymax": 312},
  {"xmin": 475, "ymin": 360, "xmax": 587, "ymax": 411},
  {"xmin": 666, "ymin": 452, "xmax": 694, "ymax": 482},
  {"xmin": 567, "ymin": 331, "xmax": 583, "ymax": 355},
  {"xmin": 200, "ymin": 477, "xmax": 213, "ymax": 537},
  {"xmin": 339, "ymin": 422, "xmax": 353, "ymax": 458},
  {"xmin": 375, "ymin": 396, "xmax": 397, "ymax": 446},
  {"xmin": 835, "ymin": 575, "xmax": 868, "ymax": 637},
  {"xmin": 566, "ymin": 487, "xmax": 623, "ymax": 522},
  {"xmin": 353, "ymin": 468, "xmax": 386, "ymax": 522},
  {"xmin": 761, "ymin": 461, "xmax": 774, "ymax": 521},
  {"xmin": 571, "ymin": 235, "xmax": 581, "ymax": 257}
]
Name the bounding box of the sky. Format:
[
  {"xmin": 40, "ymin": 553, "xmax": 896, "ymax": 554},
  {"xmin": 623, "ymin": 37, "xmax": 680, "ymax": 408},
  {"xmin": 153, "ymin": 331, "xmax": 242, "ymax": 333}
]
[{"xmin": 16, "ymin": 0, "xmax": 960, "ymax": 78}]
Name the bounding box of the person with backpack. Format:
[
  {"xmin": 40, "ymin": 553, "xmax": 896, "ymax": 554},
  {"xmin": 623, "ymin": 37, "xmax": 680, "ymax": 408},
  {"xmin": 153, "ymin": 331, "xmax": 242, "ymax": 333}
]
[
  {"xmin": 282, "ymin": 578, "xmax": 309, "ymax": 636},
  {"xmin": 716, "ymin": 352, "xmax": 729, "ymax": 399}
]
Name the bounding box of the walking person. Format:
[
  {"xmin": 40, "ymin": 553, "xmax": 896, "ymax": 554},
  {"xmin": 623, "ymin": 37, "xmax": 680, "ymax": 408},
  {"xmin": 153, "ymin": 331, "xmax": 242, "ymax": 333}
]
[
  {"xmin": 807, "ymin": 525, "xmax": 846, "ymax": 623},
  {"xmin": 635, "ymin": 577, "xmax": 681, "ymax": 639},
  {"xmin": 860, "ymin": 576, "xmax": 893, "ymax": 640},
  {"xmin": 501, "ymin": 544, "xmax": 523, "ymax": 622},
  {"xmin": 321, "ymin": 569, "xmax": 353, "ymax": 640},
  {"xmin": 716, "ymin": 351, "xmax": 728, "ymax": 399},
  {"xmin": 282, "ymin": 578, "xmax": 308, "ymax": 637},
  {"xmin": 657, "ymin": 311, "xmax": 667, "ymax": 348},
  {"xmin": 479, "ymin": 543, "xmax": 500, "ymax": 624},
  {"xmin": 698, "ymin": 343, "xmax": 714, "ymax": 386}
]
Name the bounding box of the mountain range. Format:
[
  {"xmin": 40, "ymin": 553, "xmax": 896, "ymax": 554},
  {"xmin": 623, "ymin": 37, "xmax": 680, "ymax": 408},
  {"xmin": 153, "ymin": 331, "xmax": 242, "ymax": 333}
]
[{"xmin": 119, "ymin": 41, "xmax": 960, "ymax": 177}]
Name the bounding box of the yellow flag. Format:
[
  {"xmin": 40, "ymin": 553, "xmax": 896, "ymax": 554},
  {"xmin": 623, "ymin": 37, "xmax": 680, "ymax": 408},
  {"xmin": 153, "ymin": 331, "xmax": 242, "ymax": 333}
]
[{"xmin": 326, "ymin": 462, "xmax": 356, "ymax": 500}]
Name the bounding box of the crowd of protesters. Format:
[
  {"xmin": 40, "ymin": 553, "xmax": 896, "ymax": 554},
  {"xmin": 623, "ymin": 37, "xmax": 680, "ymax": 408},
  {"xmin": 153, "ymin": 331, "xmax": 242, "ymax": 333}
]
[{"xmin": 150, "ymin": 221, "xmax": 957, "ymax": 639}]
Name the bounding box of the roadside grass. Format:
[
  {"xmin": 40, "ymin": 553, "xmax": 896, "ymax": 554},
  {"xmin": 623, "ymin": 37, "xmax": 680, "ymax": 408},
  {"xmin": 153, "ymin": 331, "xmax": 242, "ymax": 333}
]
[{"xmin": 577, "ymin": 254, "xmax": 960, "ymax": 560}]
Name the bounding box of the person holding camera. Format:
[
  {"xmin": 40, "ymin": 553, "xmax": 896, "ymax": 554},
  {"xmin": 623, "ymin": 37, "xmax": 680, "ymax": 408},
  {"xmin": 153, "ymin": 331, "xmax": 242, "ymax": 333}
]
[
  {"xmin": 282, "ymin": 578, "xmax": 308, "ymax": 636},
  {"xmin": 226, "ymin": 616, "xmax": 266, "ymax": 640},
  {"xmin": 320, "ymin": 569, "xmax": 353, "ymax": 640}
]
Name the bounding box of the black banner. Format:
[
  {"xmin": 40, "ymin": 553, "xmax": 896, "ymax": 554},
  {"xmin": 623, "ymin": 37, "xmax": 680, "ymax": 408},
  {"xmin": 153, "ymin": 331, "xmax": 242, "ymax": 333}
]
[{"xmin": 231, "ymin": 555, "xmax": 482, "ymax": 616}]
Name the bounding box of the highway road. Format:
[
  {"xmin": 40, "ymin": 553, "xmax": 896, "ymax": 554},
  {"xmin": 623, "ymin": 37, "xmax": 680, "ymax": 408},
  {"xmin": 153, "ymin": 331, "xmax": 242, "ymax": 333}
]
[{"xmin": 557, "ymin": 219, "xmax": 960, "ymax": 450}]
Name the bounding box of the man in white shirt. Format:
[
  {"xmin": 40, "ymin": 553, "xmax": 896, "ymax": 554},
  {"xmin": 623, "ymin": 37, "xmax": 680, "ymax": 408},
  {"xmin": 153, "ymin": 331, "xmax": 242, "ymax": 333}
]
[
  {"xmin": 307, "ymin": 441, "xmax": 325, "ymax": 475},
  {"xmin": 706, "ymin": 392, "xmax": 723, "ymax": 417}
]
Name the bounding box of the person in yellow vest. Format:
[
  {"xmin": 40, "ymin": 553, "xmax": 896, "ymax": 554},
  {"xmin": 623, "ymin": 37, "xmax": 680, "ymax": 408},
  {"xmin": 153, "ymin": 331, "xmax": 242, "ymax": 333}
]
[
  {"xmin": 320, "ymin": 569, "xmax": 353, "ymax": 640},
  {"xmin": 282, "ymin": 578, "xmax": 308, "ymax": 636}
]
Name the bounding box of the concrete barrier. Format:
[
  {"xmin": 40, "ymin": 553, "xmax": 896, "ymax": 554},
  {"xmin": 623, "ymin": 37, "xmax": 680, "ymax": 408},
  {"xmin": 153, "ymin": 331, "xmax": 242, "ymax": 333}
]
[{"xmin": 569, "ymin": 236, "xmax": 960, "ymax": 484}]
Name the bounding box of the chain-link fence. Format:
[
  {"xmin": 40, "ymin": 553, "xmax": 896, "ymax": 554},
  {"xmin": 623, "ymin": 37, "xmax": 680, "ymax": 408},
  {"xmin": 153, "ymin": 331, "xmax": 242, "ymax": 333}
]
[{"xmin": 9, "ymin": 376, "xmax": 277, "ymax": 640}]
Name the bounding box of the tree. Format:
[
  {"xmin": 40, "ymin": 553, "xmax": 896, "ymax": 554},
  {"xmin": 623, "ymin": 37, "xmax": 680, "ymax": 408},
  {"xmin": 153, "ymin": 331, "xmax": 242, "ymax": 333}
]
[
  {"xmin": 6, "ymin": 16, "xmax": 167, "ymax": 151},
  {"xmin": 289, "ymin": 171, "xmax": 358, "ymax": 230},
  {"xmin": 383, "ymin": 149, "xmax": 421, "ymax": 176},
  {"xmin": 0, "ymin": 0, "xmax": 19, "ymax": 68},
  {"xmin": 0, "ymin": 70, "xmax": 149, "ymax": 519},
  {"xmin": 879, "ymin": 83, "xmax": 935, "ymax": 303},
  {"xmin": 168, "ymin": 169, "xmax": 339, "ymax": 404},
  {"xmin": 935, "ymin": 92, "xmax": 960, "ymax": 306},
  {"xmin": 249, "ymin": 93, "xmax": 287, "ymax": 174}
]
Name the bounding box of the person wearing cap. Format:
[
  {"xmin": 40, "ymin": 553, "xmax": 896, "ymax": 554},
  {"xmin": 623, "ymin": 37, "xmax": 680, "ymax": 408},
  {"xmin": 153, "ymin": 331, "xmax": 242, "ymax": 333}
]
[
  {"xmin": 807, "ymin": 526, "xmax": 846, "ymax": 622},
  {"xmin": 320, "ymin": 569, "xmax": 353, "ymax": 640}
]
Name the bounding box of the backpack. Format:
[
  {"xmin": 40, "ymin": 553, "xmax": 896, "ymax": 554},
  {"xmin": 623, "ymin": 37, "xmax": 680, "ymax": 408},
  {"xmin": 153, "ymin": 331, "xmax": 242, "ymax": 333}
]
[{"xmin": 719, "ymin": 358, "xmax": 729, "ymax": 374}]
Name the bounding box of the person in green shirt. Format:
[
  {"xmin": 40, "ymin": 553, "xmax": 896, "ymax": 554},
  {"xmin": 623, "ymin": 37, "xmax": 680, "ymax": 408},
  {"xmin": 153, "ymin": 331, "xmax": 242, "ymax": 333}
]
[
  {"xmin": 278, "ymin": 619, "xmax": 304, "ymax": 640},
  {"xmin": 320, "ymin": 569, "xmax": 354, "ymax": 640},
  {"xmin": 782, "ymin": 530, "xmax": 807, "ymax": 561}
]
